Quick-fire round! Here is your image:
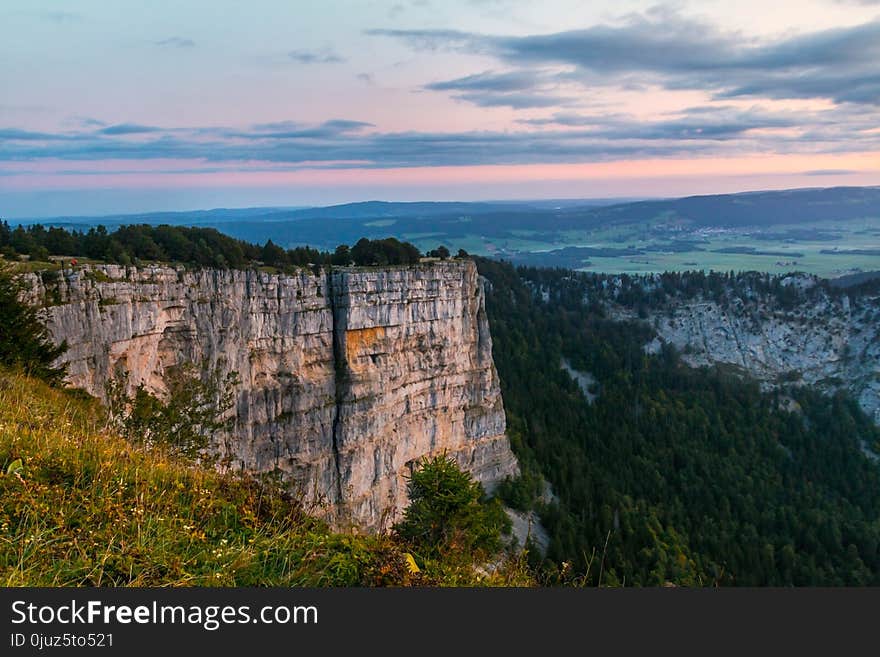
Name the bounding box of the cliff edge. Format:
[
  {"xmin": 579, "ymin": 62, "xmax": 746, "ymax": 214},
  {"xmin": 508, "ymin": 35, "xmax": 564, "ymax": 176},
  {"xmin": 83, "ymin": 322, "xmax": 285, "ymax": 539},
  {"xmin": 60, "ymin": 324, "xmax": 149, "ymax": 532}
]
[{"xmin": 25, "ymin": 260, "xmax": 518, "ymax": 529}]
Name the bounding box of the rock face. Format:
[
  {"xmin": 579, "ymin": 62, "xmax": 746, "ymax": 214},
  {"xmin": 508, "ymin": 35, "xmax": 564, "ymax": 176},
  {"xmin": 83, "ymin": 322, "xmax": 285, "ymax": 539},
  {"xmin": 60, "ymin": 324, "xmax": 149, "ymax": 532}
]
[
  {"xmin": 25, "ymin": 261, "xmax": 518, "ymax": 529},
  {"xmin": 611, "ymin": 276, "xmax": 880, "ymax": 424}
]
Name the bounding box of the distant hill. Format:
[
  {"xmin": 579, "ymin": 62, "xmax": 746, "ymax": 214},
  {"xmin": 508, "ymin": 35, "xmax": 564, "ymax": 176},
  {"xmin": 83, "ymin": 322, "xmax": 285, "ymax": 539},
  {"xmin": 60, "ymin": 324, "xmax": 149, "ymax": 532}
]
[
  {"xmin": 12, "ymin": 206, "xmax": 309, "ymax": 229},
  {"xmin": 257, "ymin": 200, "xmax": 536, "ymax": 221},
  {"xmin": 217, "ymin": 186, "xmax": 880, "ymax": 248},
  {"xmin": 215, "ymin": 186, "xmax": 880, "ymax": 249},
  {"xmin": 7, "ymin": 186, "xmax": 879, "ymax": 275},
  {"xmin": 10, "ymin": 198, "xmax": 643, "ymax": 227},
  {"xmin": 581, "ymin": 186, "xmax": 880, "ymax": 229}
]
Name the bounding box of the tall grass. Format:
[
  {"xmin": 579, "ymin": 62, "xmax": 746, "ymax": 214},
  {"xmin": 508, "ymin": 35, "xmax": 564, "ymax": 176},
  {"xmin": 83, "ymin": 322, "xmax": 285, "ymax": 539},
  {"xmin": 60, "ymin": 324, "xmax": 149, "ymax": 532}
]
[
  {"xmin": 0, "ymin": 370, "xmax": 532, "ymax": 586},
  {"xmin": 0, "ymin": 370, "xmax": 409, "ymax": 586}
]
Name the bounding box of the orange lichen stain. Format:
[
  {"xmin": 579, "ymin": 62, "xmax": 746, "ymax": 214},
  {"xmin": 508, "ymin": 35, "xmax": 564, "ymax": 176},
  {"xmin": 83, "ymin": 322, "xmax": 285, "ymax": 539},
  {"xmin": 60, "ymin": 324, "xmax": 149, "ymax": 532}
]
[{"xmin": 345, "ymin": 326, "xmax": 386, "ymax": 367}]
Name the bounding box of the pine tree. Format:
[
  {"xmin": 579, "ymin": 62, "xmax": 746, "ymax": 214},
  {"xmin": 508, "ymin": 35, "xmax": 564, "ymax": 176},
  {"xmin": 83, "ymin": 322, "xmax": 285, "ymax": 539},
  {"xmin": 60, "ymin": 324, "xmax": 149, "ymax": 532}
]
[{"xmin": 0, "ymin": 265, "xmax": 67, "ymax": 384}]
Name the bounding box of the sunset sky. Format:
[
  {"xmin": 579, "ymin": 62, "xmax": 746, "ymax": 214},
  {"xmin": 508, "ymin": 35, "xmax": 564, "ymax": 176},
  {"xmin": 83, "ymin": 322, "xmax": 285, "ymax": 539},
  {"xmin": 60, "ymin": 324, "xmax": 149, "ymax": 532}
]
[{"xmin": 2, "ymin": 0, "xmax": 880, "ymax": 217}]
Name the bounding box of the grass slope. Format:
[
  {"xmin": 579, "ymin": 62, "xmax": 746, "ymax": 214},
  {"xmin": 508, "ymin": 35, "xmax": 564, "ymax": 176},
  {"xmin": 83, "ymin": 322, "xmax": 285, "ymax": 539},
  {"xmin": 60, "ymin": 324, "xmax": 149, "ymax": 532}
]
[{"xmin": 0, "ymin": 371, "xmax": 527, "ymax": 586}]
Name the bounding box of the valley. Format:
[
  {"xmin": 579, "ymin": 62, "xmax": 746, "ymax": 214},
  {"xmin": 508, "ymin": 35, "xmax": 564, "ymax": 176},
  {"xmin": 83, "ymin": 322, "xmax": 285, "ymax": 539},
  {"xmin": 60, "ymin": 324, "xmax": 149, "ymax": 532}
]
[
  {"xmin": 14, "ymin": 186, "xmax": 880, "ymax": 278},
  {"xmin": 479, "ymin": 259, "xmax": 880, "ymax": 585}
]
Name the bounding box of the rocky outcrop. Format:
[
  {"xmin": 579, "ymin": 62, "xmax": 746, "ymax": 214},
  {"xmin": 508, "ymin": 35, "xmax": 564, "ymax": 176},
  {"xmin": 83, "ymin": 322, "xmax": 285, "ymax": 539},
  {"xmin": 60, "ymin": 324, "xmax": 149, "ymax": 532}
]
[
  {"xmin": 25, "ymin": 261, "xmax": 518, "ymax": 529},
  {"xmin": 612, "ymin": 276, "xmax": 880, "ymax": 424}
]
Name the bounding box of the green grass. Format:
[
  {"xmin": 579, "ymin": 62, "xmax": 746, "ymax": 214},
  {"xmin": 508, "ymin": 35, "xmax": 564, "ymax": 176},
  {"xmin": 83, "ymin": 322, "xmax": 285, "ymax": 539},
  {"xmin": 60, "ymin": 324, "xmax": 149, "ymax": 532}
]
[
  {"xmin": 574, "ymin": 231, "xmax": 880, "ymax": 276},
  {"xmin": 0, "ymin": 370, "xmax": 531, "ymax": 587}
]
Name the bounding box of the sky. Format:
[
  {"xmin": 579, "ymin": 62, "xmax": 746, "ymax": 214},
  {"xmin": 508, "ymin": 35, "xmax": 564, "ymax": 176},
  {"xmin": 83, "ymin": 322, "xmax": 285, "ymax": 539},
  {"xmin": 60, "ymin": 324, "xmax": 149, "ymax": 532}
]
[{"xmin": 2, "ymin": 0, "xmax": 880, "ymax": 217}]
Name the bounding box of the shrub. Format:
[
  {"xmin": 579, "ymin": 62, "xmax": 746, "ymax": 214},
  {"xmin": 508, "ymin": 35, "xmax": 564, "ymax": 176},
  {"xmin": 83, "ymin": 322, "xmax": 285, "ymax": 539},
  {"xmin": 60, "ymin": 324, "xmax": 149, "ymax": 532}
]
[
  {"xmin": 106, "ymin": 362, "xmax": 240, "ymax": 458},
  {"xmin": 0, "ymin": 265, "xmax": 67, "ymax": 384},
  {"xmin": 395, "ymin": 454, "xmax": 509, "ymax": 561},
  {"xmin": 350, "ymin": 237, "xmax": 421, "ymax": 266}
]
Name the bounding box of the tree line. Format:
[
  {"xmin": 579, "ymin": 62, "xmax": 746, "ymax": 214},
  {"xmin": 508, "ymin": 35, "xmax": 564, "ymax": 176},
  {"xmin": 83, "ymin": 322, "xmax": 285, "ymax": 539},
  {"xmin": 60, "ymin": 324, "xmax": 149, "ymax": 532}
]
[
  {"xmin": 521, "ymin": 267, "xmax": 880, "ymax": 318},
  {"xmin": 0, "ymin": 221, "xmax": 461, "ymax": 270}
]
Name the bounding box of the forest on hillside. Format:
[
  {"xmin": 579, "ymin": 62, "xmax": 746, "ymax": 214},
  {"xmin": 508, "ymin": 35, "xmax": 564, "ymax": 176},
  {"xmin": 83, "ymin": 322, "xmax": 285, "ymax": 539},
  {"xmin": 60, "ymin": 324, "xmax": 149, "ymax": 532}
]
[
  {"xmin": 478, "ymin": 259, "xmax": 880, "ymax": 586},
  {"xmin": 533, "ymin": 267, "xmax": 880, "ymax": 314},
  {"xmin": 0, "ymin": 221, "xmax": 428, "ymax": 270}
]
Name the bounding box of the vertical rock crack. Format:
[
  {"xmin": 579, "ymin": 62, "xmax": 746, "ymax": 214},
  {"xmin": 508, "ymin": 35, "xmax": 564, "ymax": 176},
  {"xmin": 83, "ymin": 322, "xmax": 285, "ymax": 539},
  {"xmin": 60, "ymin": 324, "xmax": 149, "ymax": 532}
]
[{"xmin": 326, "ymin": 268, "xmax": 345, "ymax": 517}]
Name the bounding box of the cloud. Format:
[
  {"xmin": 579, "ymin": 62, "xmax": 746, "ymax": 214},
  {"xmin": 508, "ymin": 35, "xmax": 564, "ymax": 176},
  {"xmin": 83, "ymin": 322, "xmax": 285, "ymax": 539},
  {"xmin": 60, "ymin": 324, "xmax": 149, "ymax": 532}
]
[
  {"xmin": 370, "ymin": 13, "xmax": 880, "ymax": 106},
  {"xmin": 803, "ymin": 169, "xmax": 860, "ymax": 175},
  {"xmin": 517, "ymin": 106, "xmax": 803, "ymax": 140},
  {"xmin": 288, "ymin": 49, "xmax": 345, "ymax": 64},
  {"xmin": 98, "ymin": 123, "xmax": 162, "ymax": 136},
  {"xmin": 452, "ymin": 91, "xmax": 575, "ymax": 108},
  {"xmin": 235, "ymin": 119, "xmax": 374, "ymax": 139},
  {"xmin": 5, "ymin": 9, "xmax": 879, "ymax": 180},
  {"xmin": 517, "ymin": 112, "xmax": 598, "ymax": 127},
  {"xmin": 425, "ymin": 70, "xmax": 553, "ymax": 93},
  {"xmin": 155, "ymin": 37, "xmax": 196, "ymax": 48},
  {"xmin": 424, "ymin": 69, "xmax": 573, "ymax": 108},
  {"xmin": 0, "ymin": 127, "xmax": 100, "ymax": 142},
  {"xmin": 75, "ymin": 117, "xmax": 108, "ymax": 128},
  {"xmin": 248, "ymin": 120, "xmax": 300, "ymax": 132},
  {"xmin": 3, "ymin": 105, "xmax": 878, "ymax": 171},
  {"xmin": 366, "ymin": 28, "xmax": 480, "ymax": 53},
  {"xmin": 0, "ymin": 128, "xmax": 69, "ymax": 141},
  {"xmin": 321, "ymin": 119, "xmax": 374, "ymax": 132}
]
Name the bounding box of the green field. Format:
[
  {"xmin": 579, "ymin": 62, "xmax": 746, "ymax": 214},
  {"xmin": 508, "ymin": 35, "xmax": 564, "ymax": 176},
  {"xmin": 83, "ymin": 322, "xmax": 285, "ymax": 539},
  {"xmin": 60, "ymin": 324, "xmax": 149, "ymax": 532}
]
[{"xmin": 407, "ymin": 216, "xmax": 880, "ymax": 277}]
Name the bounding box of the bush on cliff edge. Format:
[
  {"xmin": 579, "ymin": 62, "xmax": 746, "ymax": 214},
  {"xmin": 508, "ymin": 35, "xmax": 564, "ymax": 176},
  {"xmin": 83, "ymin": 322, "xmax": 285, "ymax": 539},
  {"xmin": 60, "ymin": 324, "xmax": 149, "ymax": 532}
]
[
  {"xmin": 395, "ymin": 454, "xmax": 512, "ymax": 575},
  {"xmin": 0, "ymin": 264, "xmax": 67, "ymax": 384}
]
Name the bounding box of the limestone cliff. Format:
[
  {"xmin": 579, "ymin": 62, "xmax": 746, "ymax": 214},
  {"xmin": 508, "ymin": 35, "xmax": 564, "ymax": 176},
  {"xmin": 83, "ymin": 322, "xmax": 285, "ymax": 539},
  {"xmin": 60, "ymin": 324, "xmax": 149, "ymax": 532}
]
[
  {"xmin": 604, "ymin": 274, "xmax": 880, "ymax": 424},
  {"xmin": 25, "ymin": 261, "xmax": 518, "ymax": 529}
]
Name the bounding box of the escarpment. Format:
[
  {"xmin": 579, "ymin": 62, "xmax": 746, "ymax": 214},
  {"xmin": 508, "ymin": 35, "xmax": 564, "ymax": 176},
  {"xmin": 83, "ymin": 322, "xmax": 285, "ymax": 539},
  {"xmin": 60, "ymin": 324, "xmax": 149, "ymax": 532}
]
[
  {"xmin": 598, "ymin": 274, "xmax": 880, "ymax": 425},
  {"xmin": 25, "ymin": 260, "xmax": 518, "ymax": 529}
]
